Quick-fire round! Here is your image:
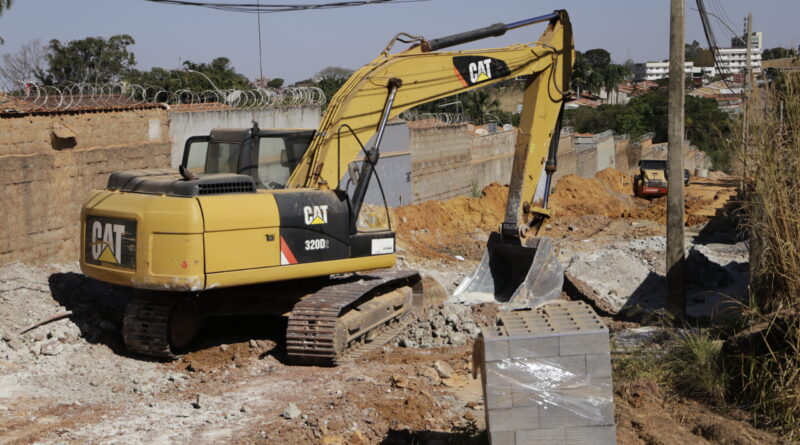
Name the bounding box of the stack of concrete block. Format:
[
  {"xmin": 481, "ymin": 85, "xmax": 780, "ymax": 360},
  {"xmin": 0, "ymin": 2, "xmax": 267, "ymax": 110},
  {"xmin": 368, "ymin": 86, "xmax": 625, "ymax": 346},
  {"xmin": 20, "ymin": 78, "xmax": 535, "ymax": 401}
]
[{"xmin": 477, "ymin": 300, "xmax": 616, "ymax": 445}]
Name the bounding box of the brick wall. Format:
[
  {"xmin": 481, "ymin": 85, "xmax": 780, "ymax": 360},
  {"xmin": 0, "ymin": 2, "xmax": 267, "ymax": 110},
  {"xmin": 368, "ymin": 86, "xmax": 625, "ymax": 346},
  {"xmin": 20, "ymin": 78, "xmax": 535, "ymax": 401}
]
[{"xmin": 0, "ymin": 107, "xmax": 171, "ymax": 265}]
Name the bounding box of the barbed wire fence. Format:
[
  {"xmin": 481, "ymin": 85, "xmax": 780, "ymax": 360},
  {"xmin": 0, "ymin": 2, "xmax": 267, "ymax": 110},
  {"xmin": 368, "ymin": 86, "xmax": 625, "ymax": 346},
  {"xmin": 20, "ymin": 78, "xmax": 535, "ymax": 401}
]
[
  {"xmin": 399, "ymin": 111, "xmax": 466, "ymax": 126},
  {"xmin": 0, "ymin": 81, "xmax": 326, "ymax": 111}
]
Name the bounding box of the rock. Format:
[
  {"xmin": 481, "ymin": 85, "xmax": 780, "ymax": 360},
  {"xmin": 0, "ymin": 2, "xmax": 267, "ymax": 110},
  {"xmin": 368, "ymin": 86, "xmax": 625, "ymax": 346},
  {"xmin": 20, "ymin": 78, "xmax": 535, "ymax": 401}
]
[
  {"xmin": 432, "ymin": 327, "xmax": 450, "ymax": 339},
  {"xmin": 40, "ymin": 340, "xmax": 63, "ymax": 356},
  {"xmin": 434, "ymin": 360, "xmax": 454, "ymax": 379},
  {"xmin": 463, "ymin": 411, "xmax": 476, "ymax": 421},
  {"xmin": 419, "ymin": 367, "xmax": 441, "ymax": 385},
  {"xmin": 391, "ymin": 375, "xmax": 409, "ymax": 388},
  {"xmin": 191, "ymin": 395, "xmax": 201, "ymax": 409},
  {"xmin": 449, "ymin": 332, "xmax": 467, "ymax": 345},
  {"xmin": 282, "ymin": 402, "xmax": 301, "ymax": 419},
  {"xmin": 33, "ymin": 331, "xmax": 46, "ymax": 342},
  {"xmin": 6, "ymin": 335, "xmax": 24, "ymax": 351},
  {"xmin": 321, "ymin": 435, "xmax": 345, "ymax": 445},
  {"xmin": 441, "ymin": 375, "xmax": 468, "ymax": 388},
  {"xmin": 240, "ymin": 405, "xmax": 249, "ymax": 413},
  {"xmin": 219, "ymin": 344, "xmax": 229, "ymax": 352},
  {"xmin": 431, "ymin": 315, "xmax": 446, "ymax": 329},
  {"xmin": 249, "ymin": 339, "xmax": 259, "ymax": 349}
]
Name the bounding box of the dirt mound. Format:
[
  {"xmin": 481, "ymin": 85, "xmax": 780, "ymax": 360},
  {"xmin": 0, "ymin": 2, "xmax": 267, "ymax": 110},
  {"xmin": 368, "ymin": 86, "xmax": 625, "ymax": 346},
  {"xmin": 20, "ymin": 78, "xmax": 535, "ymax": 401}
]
[
  {"xmin": 548, "ymin": 173, "xmax": 642, "ymax": 219},
  {"xmin": 395, "ymin": 183, "xmax": 508, "ymax": 260},
  {"xmin": 596, "ymin": 167, "xmax": 633, "ymax": 194}
]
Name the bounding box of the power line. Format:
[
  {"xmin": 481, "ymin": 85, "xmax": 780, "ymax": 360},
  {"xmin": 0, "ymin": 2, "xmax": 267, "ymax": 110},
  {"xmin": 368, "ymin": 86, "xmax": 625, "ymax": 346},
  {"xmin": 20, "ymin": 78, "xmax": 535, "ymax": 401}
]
[
  {"xmin": 140, "ymin": 0, "xmax": 429, "ymax": 13},
  {"xmin": 695, "ymin": 0, "xmax": 733, "ymax": 89}
]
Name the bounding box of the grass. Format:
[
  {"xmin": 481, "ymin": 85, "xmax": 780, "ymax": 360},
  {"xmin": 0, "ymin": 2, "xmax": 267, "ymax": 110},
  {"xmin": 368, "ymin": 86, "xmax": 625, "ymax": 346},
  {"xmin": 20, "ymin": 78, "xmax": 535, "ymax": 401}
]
[{"xmin": 729, "ymin": 72, "xmax": 800, "ymax": 435}]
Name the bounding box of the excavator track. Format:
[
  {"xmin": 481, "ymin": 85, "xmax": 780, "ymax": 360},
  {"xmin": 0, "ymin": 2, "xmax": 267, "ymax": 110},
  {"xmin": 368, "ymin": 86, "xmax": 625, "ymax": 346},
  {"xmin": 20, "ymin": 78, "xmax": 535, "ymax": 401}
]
[
  {"xmin": 286, "ymin": 270, "xmax": 422, "ymax": 366},
  {"xmin": 123, "ymin": 296, "xmax": 177, "ymax": 360}
]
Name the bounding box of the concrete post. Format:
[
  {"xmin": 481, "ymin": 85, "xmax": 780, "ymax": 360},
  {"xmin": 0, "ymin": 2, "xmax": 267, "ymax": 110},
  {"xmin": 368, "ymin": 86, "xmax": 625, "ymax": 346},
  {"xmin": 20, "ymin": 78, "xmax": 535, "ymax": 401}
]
[{"xmin": 666, "ymin": 0, "xmax": 686, "ymax": 320}]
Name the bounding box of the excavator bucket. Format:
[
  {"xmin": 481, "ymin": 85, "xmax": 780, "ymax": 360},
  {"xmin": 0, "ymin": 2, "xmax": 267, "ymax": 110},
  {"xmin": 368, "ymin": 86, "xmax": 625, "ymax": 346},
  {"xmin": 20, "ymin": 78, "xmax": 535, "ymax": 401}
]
[{"xmin": 453, "ymin": 233, "xmax": 563, "ymax": 309}]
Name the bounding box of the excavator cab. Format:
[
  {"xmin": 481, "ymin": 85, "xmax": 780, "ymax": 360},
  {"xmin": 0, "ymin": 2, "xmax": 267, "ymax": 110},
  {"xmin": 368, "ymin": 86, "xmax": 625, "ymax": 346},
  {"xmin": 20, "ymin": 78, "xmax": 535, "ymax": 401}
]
[{"xmin": 182, "ymin": 124, "xmax": 315, "ymax": 189}]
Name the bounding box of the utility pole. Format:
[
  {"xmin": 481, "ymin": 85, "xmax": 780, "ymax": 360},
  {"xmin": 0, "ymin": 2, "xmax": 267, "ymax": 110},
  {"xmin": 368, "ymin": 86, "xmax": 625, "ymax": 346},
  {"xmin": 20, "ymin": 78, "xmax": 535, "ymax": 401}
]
[
  {"xmin": 666, "ymin": 0, "xmax": 685, "ymax": 320},
  {"xmin": 745, "ymin": 13, "xmax": 754, "ymax": 93},
  {"xmin": 257, "ymin": 0, "xmax": 264, "ymax": 85}
]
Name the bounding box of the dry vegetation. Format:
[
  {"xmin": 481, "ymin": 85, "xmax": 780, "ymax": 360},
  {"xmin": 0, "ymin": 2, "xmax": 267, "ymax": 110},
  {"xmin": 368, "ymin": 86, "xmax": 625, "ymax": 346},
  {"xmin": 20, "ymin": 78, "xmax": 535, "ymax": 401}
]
[{"xmin": 727, "ymin": 73, "xmax": 800, "ymax": 433}]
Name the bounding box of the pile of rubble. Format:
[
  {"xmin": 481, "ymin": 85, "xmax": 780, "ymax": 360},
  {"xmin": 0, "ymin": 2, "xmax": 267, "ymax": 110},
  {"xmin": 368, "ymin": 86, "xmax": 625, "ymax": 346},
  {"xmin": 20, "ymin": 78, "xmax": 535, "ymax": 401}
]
[{"xmin": 394, "ymin": 304, "xmax": 483, "ymax": 348}]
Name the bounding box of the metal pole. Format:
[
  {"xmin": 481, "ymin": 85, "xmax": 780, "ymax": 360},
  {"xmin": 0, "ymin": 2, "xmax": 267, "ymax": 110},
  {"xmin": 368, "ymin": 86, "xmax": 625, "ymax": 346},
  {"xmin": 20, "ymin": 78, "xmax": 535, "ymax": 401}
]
[
  {"xmin": 350, "ymin": 78, "xmax": 402, "ymax": 222},
  {"xmin": 257, "ymin": 0, "xmax": 264, "ymax": 84},
  {"xmin": 666, "ymin": 0, "xmax": 686, "ymax": 320}
]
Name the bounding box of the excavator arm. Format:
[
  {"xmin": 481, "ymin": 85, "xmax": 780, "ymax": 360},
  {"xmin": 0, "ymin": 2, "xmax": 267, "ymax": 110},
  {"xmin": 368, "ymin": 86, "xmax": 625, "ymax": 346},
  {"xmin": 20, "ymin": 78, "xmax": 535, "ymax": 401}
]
[{"xmin": 288, "ymin": 10, "xmax": 573, "ymax": 240}]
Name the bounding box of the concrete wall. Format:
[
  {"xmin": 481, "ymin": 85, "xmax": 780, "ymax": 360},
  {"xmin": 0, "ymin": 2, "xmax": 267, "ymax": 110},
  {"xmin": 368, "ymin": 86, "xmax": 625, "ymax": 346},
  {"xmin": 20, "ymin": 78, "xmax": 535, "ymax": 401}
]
[
  {"xmin": 614, "ymin": 136, "xmax": 631, "ymax": 173},
  {"xmin": 168, "ymin": 105, "xmax": 322, "ymax": 167},
  {"xmin": 469, "ymin": 128, "xmax": 518, "ymax": 191},
  {"xmin": 408, "ymin": 123, "xmax": 472, "ymax": 202},
  {"xmin": 340, "ymin": 121, "xmax": 412, "ymax": 208},
  {"xmin": 595, "ymin": 134, "xmax": 616, "ymax": 172},
  {"xmin": 0, "ymin": 107, "xmax": 171, "ymax": 265}
]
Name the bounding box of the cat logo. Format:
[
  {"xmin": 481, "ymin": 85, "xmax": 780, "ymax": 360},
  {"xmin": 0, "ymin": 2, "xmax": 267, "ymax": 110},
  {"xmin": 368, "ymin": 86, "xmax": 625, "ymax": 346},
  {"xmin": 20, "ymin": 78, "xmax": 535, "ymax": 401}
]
[
  {"xmin": 303, "ymin": 205, "xmax": 329, "ymax": 225},
  {"xmin": 469, "ymin": 59, "xmax": 493, "ymax": 83},
  {"xmin": 452, "ymin": 55, "xmax": 511, "ymax": 87},
  {"xmin": 85, "ymin": 216, "xmax": 136, "ymax": 269},
  {"xmin": 90, "ymin": 221, "xmax": 125, "ymax": 264}
]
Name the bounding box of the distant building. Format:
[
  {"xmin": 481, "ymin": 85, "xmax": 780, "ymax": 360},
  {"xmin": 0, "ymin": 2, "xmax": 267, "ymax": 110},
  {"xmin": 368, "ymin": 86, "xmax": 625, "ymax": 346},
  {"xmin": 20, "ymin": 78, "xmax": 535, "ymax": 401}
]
[
  {"xmin": 634, "ymin": 61, "xmax": 716, "ymax": 82},
  {"xmin": 635, "ymin": 30, "xmax": 762, "ymax": 82},
  {"xmin": 715, "ymin": 31, "xmax": 763, "ymax": 77}
]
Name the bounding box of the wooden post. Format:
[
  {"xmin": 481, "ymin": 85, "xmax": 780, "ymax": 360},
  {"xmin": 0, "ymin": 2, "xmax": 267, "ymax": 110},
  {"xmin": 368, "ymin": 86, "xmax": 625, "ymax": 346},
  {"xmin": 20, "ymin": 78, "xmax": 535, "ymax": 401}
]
[{"xmin": 666, "ymin": 0, "xmax": 685, "ymax": 320}]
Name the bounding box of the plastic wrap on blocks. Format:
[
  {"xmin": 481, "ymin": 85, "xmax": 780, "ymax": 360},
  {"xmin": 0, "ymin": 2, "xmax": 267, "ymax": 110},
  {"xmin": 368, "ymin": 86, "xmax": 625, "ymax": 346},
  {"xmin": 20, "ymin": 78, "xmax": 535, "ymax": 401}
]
[{"xmin": 482, "ymin": 337, "xmax": 614, "ymax": 427}]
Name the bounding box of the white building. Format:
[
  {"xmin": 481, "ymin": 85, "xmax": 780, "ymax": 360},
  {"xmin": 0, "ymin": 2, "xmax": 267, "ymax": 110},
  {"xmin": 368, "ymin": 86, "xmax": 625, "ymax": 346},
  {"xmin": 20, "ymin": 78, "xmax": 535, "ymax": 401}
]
[
  {"xmin": 716, "ymin": 31, "xmax": 763, "ymax": 76},
  {"xmin": 635, "ymin": 30, "xmax": 762, "ymax": 81},
  {"xmin": 634, "ymin": 61, "xmax": 716, "ymax": 82}
]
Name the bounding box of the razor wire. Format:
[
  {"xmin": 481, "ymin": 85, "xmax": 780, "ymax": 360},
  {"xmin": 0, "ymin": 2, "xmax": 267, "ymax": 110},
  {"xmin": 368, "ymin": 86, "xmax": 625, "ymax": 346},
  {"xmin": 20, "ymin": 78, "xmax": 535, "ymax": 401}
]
[
  {"xmin": 399, "ymin": 111, "xmax": 466, "ymax": 126},
  {"xmin": 0, "ymin": 81, "xmax": 326, "ymax": 111}
]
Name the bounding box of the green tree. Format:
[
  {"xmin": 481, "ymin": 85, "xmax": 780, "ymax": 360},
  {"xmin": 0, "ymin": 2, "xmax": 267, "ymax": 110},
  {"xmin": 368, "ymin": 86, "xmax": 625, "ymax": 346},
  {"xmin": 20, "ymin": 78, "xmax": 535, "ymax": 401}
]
[
  {"xmin": 180, "ymin": 57, "xmax": 251, "ymax": 90},
  {"xmin": 602, "ymin": 64, "xmax": 630, "ymax": 96},
  {"xmin": 571, "ymin": 51, "xmax": 603, "ymax": 95},
  {"xmin": 266, "ymin": 78, "xmax": 284, "ymax": 88},
  {"xmin": 762, "ymin": 47, "xmax": 797, "ymax": 61},
  {"xmin": 583, "ymin": 48, "xmax": 611, "ymax": 70},
  {"xmin": 0, "ymin": 0, "xmax": 12, "ymax": 44},
  {"xmin": 46, "ymin": 34, "xmax": 136, "ymax": 84},
  {"xmin": 126, "ymin": 57, "xmax": 251, "ymax": 96},
  {"xmin": 686, "ymin": 40, "xmax": 716, "ymax": 67},
  {"xmin": 462, "ymin": 89, "xmax": 500, "ymax": 123},
  {"xmin": 312, "ymin": 66, "xmax": 354, "ymax": 106}
]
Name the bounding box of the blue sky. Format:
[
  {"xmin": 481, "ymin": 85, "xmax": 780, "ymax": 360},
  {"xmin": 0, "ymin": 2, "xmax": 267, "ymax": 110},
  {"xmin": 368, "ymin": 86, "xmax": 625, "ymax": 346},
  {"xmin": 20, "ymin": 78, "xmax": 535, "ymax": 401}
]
[{"xmin": 1, "ymin": 0, "xmax": 798, "ymax": 83}]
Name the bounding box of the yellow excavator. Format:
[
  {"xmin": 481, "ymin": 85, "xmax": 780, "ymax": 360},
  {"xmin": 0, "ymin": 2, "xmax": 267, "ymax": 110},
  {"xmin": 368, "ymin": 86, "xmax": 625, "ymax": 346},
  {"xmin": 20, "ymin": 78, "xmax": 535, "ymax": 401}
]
[{"xmin": 79, "ymin": 10, "xmax": 574, "ymax": 365}]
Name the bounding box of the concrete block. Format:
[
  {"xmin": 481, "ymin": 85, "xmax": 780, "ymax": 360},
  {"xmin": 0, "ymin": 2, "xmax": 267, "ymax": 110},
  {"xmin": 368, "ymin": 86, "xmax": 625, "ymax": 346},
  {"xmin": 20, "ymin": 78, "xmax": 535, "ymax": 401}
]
[
  {"xmin": 486, "ymin": 384, "xmax": 513, "ymax": 409},
  {"xmin": 489, "ymin": 430, "xmax": 516, "ymax": 445},
  {"xmin": 484, "ymin": 338, "xmax": 510, "ymax": 362},
  {"xmin": 565, "ymin": 425, "xmax": 617, "ymax": 445},
  {"xmin": 585, "ymin": 353, "xmax": 613, "ymax": 379},
  {"xmin": 508, "ymin": 335, "xmax": 560, "ymax": 359},
  {"xmin": 539, "ymin": 405, "xmax": 591, "ymax": 428},
  {"xmin": 516, "ymin": 427, "xmax": 567, "ymax": 443},
  {"xmin": 487, "ymin": 406, "xmax": 540, "ymax": 432},
  {"xmin": 549, "ymin": 355, "xmax": 588, "ymax": 377},
  {"xmin": 559, "ymin": 331, "xmax": 610, "ymax": 356}
]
